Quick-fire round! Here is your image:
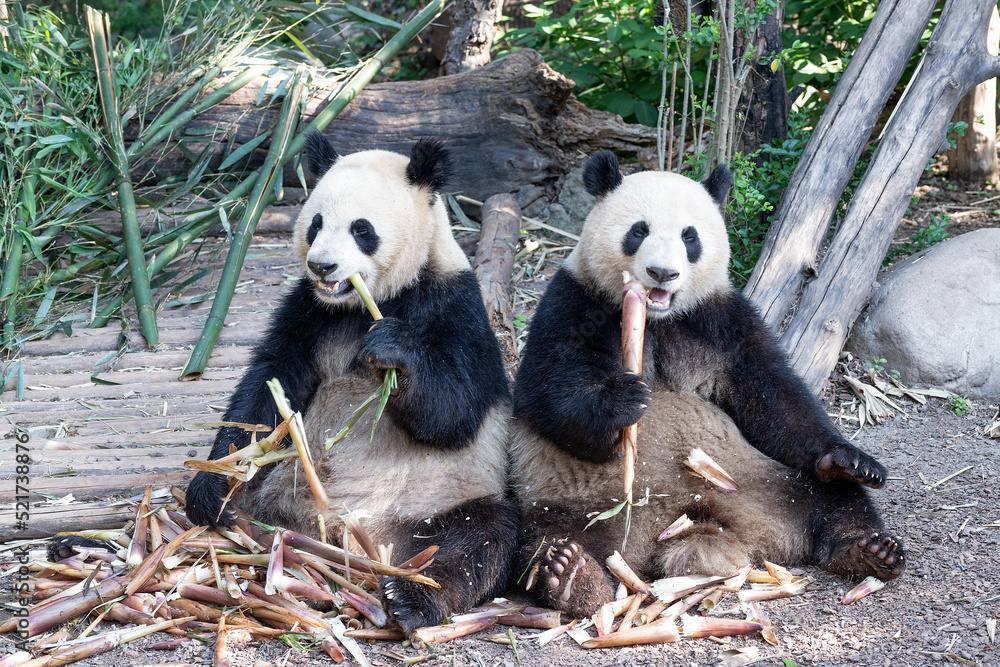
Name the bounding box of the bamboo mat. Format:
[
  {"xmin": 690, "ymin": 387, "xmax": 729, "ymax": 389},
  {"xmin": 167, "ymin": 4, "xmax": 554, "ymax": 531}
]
[{"xmin": 0, "ymin": 236, "xmax": 299, "ymax": 540}]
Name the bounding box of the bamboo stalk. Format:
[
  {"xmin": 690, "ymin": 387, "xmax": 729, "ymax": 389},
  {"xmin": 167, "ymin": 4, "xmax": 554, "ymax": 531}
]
[
  {"xmin": 1, "ymin": 229, "xmax": 23, "ymax": 349},
  {"xmin": 86, "ymin": 6, "xmax": 158, "ymax": 348},
  {"xmin": 180, "ymin": 69, "xmax": 305, "ymax": 380},
  {"xmin": 621, "ymin": 273, "xmax": 647, "ymax": 504}
]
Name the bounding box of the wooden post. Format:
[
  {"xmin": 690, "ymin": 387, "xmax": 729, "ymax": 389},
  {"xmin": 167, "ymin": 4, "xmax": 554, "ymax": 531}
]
[
  {"xmin": 473, "ymin": 194, "xmax": 521, "ymax": 375},
  {"xmin": 778, "ymin": 0, "xmax": 1000, "ymax": 394},
  {"xmin": 946, "ymin": 6, "xmax": 1000, "ymax": 186},
  {"xmin": 743, "ymin": 0, "xmax": 937, "ymax": 331}
]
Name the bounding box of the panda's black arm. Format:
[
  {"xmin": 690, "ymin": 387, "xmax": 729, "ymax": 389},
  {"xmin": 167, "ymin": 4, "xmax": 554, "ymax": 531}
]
[
  {"xmin": 361, "ymin": 270, "xmax": 509, "ymax": 449},
  {"xmin": 696, "ymin": 291, "xmax": 887, "ymax": 488},
  {"xmin": 187, "ymin": 278, "xmax": 327, "ymax": 526},
  {"xmin": 513, "ymin": 269, "xmax": 648, "ymax": 463}
]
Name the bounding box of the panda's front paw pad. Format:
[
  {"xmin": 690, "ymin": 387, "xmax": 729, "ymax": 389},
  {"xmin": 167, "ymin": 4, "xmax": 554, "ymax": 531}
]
[
  {"xmin": 381, "ymin": 576, "xmax": 443, "ymax": 635},
  {"xmin": 361, "ymin": 317, "xmax": 417, "ymax": 375},
  {"xmin": 816, "ymin": 446, "xmax": 886, "ymax": 488},
  {"xmin": 826, "ymin": 532, "xmax": 905, "ymax": 581},
  {"xmin": 538, "ymin": 541, "xmax": 612, "ymax": 619}
]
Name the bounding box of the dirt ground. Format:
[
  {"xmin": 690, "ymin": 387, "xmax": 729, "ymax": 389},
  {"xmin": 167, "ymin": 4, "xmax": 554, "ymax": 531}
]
[{"xmin": 2, "ymin": 175, "xmax": 999, "ymax": 666}]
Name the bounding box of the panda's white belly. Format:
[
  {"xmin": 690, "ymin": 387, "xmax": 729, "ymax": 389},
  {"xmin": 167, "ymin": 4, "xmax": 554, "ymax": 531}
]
[{"xmin": 239, "ymin": 376, "xmax": 509, "ymax": 533}]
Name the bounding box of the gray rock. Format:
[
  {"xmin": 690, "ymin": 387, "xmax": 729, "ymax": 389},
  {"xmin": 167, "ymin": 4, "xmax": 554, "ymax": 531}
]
[
  {"xmin": 847, "ymin": 228, "xmax": 1000, "ymax": 398},
  {"xmin": 544, "ymin": 166, "xmax": 595, "ymax": 236}
]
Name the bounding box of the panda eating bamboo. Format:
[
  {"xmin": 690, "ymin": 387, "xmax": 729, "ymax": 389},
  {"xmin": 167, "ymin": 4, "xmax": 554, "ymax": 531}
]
[
  {"xmin": 184, "ymin": 134, "xmax": 518, "ymax": 633},
  {"xmin": 511, "ymin": 150, "xmax": 905, "ymax": 618}
]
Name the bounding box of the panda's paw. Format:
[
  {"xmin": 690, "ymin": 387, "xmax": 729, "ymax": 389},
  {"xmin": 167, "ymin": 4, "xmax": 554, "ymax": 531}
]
[
  {"xmin": 380, "ymin": 576, "xmax": 445, "ymax": 635},
  {"xmin": 824, "ymin": 532, "xmax": 905, "ymax": 581},
  {"xmin": 536, "ymin": 540, "xmax": 613, "ymax": 619},
  {"xmin": 361, "ymin": 317, "xmax": 417, "ymax": 376},
  {"xmin": 48, "ymin": 535, "xmax": 117, "ymax": 562},
  {"xmin": 185, "ymin": 471, "xmax": 236, "ymax": 528},
  {"xmin": 816, "ymin": 445, "xmax": 887, "ymax": 488},
  {"xmin": 602, "ymin": 371, "xmax": 651, "ymax": 432}
]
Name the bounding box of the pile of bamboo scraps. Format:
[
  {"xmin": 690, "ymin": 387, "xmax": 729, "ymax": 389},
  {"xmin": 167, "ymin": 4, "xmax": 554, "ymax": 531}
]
[
  {"xmin": 0, "ymin": 485, "xmax": 444, "ymax": 666},
  {"xmin": 510, "ymin": 553, "xmax": 884, "ymax": 653},
  {"xmin": 0, "ymin": 481, "xmax": 891, "ymax": 665},
  {"xmin": 841, "ymin": 367, "xmax": 953, "ymax": 430}
]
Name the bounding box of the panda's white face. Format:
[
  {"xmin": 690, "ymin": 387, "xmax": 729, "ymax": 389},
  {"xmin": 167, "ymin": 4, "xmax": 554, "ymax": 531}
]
[
  {"xmin": 292, "ymin": 138, "xmax": 468, "ymax": 306},
  {"xmin": 567, "ymin": 153, "xmax": 732, "ymax": 320}
]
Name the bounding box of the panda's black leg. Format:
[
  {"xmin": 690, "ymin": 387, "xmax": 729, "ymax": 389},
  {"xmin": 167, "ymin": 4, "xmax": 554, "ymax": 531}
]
[
  {"xmin": 812, "ymin": 482, "xmax": 905, "ymax": 580},
  {"xmin": 515, "ymin": 505, "xmax": 618, "ymax": 619},
  {"xmin": 48, "ymin": 535, "xmax": 118, "ymax": 562},
  {"xmin": 380, "ymin": 495, "xmax": 518, "ymax": 634}
]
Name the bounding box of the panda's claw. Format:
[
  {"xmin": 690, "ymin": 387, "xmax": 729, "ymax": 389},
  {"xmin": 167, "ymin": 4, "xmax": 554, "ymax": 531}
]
[
  {"xmin": 360, "ymin": 317, "xmax": 417, "ymax": 374},
  {"xmin": 379, "ymin": 575, "xmax": 445, "ymax": 635},
  {"xmin": 816, "ymin": 446, "xmax": 887, "ymax": 489}
]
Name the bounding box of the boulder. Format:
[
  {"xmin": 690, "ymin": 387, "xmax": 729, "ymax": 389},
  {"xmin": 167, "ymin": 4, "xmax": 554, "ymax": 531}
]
[{"xmin": 846, "ymin": 228, "xmax": 1000, "ymax": 398}]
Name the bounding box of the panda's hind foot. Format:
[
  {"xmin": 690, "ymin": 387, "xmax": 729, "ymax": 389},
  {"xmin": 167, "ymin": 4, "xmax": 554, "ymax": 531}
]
[
  {"xmin": 536, "ymin": 540, "xmax": 612, "ymax": 619},
  {"xmin": 824, "ymin": 532, "xmax": 905, "ymax": 581},
  {"xmin": 816, "ymin": 446, "xmax": 887, "ymax": 489}
]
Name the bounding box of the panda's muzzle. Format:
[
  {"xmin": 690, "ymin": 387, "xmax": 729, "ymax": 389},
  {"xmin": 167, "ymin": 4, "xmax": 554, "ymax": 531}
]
[
  {"xmin": 307, "ymin": 261, "xmax": 353, "ymax": 296},
  {"xmin": 645, "ymin": 266, "xmax": 677, "ymax": 312}
]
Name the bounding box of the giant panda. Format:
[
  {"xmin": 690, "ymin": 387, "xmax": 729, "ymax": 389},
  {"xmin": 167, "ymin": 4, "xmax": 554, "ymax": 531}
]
[
  {"xmin": 184, "ymin": 134, "xmax": 518, "ymax": 633},
  {"xmin": 510, "ymin": 150, "xmax": 904, "ymax": 617}
]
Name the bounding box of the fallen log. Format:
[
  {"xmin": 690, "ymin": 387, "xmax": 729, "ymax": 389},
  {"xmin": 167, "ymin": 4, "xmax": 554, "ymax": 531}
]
[{"xmin": 132, "ymin": 49, "xmax": 656, "ymax": 215}]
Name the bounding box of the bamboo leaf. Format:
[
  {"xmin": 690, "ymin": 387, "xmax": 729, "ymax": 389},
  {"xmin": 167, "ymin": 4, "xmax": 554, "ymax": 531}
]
[
  {"xmin": 585, "ymin": 500, "xmax": 628, "ymax": 530},
  {"xmin": 219, "ymin": 131, "xmax": 270, "ymax": 171}
]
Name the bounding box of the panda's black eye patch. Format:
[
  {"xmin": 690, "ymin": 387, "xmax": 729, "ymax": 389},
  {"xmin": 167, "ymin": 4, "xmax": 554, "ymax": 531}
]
[
  {"xmin": 682, "ymin": 225, "xmax": 702, "ymax": 263},
  {"xmin": 622, "ymin": 220, "xmax": 649, "ymax": 256},
  {"xmin": 306, "ymin": 213, "xmax": 323, "ymax": 246},
  {"xmin": 350, "ymin": 218, "xmax": 380, "ymax": 256}
]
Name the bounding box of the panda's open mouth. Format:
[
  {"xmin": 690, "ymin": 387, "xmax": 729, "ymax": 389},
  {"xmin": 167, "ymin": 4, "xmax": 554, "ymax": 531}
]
[
  {"xmin": 646, "ymin": 287, "xmax": 673, "ymax": 311},
  {"xmin": 314, "ymin": 279, "xmax": 353, "ymax": 297}
]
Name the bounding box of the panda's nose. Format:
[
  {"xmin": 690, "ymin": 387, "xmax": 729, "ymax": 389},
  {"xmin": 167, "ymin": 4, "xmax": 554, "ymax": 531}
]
[
  {"xmin": 308, "ymin": 261, "xmax": 338, "ymax": 278},
  {"xmin": 647, "ymin": 266, "xmax": 679, "ymax": 283}
]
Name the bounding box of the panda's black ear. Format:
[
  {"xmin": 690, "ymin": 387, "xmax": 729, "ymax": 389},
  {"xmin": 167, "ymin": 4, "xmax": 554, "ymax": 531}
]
[
  {"xmin": 406, "ymin": 138, "xmax": 452, "ymax": 193},
  {"xmin": 306, "ymin": 132, "xmax": 338, "ymax": 177},
  {"xmin": 583, "ymin": 150, "xmax": 623, "ymax": 198},
  {"xmin": 703, "ymin": 164, "xmax": 732, "ymax": 207}
]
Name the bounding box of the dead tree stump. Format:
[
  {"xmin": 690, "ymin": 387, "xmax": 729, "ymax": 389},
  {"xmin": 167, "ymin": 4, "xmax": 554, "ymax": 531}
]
[
  {"xmin": 946, "ymin": 6, "xmax": 1000, "ymax": 186},
  {"xmin": 441, "ymin": 0, "xmax": 504, "ymax": 75},
  {"xmin": 473, "ymin": 194, "xmax": 521, "ymax": 377}
]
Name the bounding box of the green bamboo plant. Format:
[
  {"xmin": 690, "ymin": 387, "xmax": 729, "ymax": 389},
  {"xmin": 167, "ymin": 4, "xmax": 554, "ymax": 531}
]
[
  {"xmin": 1, "ymin": 0, "xmax": 444, "ymax": 395},
  {"xmin": 86, "ymin": 6, "xmax": 159, "ymax": 348},
  {"xmin": 179, "ymin": 0, "xmax": 446, "ymax": 379}
]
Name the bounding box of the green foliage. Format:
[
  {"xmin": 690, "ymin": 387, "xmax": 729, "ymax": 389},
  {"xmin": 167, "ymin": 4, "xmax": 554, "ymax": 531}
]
[
  {"xmin": 946, "ymin": 120, "xmax": 969, "ymax": 150},
  {"xmin": 948, "ymin": 394, "xmax": 971, "ymax": 416},
  {"xmin": 865, "ymin": 357, "xmax": 887, "ymax": 372},
  {"xmin": 499, "ymin": 0, "xmax": 665, "ymax": 126},
  {"xmin": 2, "ymin": 0, "xmax": 408, "ymax": 357},
  {"xmin": 783, "ymin": 0, "xmax": 877, "ymax": 107},
  {"xmin": 885, "ymin": 214, "xmax": 951, "ymax": 264}
]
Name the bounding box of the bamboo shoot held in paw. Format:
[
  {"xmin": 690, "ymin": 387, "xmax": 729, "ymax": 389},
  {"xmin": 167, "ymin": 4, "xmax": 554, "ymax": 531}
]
[{"xmin": 621, "ymin": 272, "xmax": 647, "ymax": 504}]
